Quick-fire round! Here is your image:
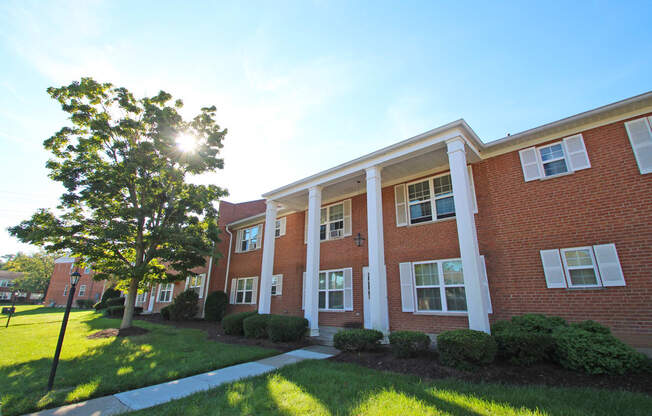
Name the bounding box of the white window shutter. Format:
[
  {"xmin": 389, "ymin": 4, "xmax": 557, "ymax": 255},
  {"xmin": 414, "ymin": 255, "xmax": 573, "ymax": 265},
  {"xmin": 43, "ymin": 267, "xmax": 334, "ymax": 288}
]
[
  {"xmin": 593, "ymin": 244, "xmax": 626, "ymax": 287},
  {"xmin": 235, "ymin": 230, "xmax": 242, "ymax": 253},
  {"xmin": 199, "ymin": 273, "xmax": 206, "ymax": 299},
  {"xmin": 399, "ymin": 262, "xmax": 415, "ymax": 312},
  {"xmin": 479, "ymin": 255, "xmax": 492, "ymax": 313},
  {"xmin": 275, "ymin": 274, "xmax": 283, "ymax": 295},
  {"xmin": 251, "ymin": 277, "xmax": 258, "ymax": 304},
  {"xmin": 184, "ymin": 277, "xmax": 189, "ymax": 290},
  {"xmin": 624, "ymin": 117, "xmax": 652, "ymax": 174},
  {"xmin": 394, "ymin": 184, "xmax": 408, "ymax": 226},
  {"xmin": 343, "ymin": 199, "xmax": 352, "ymax": 236},
  {"xmin": 519, "ymin": 147, "xmax": 542, "ymax": 181},
  {"xmin": 540, "ymin": 249, "xmax": 567, "ymax": 288},
  {"xmin": 563, "ymin": 134, "xmax": 591, "ymax": 171},
  {"xmin": 467, "ymin": 165, "xmax": 478, "ymax": 214},
  {"xmin": 229, "ymin": 279, "xmax": 237, "ymax": 304},
  {"xmin": 304, "ymin": 212, "xmax": 308, "ymax": 244},
  {"xmin": 256, "ymin": 224, "xmax": 263, "ymax": 249},
  {"xmin": 301, "ymin": 272, "xmax": 306, "ymax": 309},
  {"xmin": 279, "ymin": 217, "xmax": 286, "ymax": 237},
  {"xmin": 343, "ymin": 268, "xmax": 353, "ymax": 311}
]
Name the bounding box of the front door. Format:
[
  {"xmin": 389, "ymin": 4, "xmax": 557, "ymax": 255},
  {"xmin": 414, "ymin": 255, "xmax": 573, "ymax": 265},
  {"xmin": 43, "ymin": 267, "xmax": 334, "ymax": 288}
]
[{"xmin": 362, "ymin": 266, "xmax": 371, "ymax": 329}]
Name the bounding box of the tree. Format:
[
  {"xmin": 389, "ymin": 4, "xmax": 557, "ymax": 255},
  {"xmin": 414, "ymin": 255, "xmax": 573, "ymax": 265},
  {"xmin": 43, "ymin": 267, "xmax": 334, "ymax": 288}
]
[
  {"xmin": 9, "ymin": 77, "xmax": 227, "ymax": 329},
  {"xmin": 3, "ymin": 250, "xmax": 59, "ymax": 294}
]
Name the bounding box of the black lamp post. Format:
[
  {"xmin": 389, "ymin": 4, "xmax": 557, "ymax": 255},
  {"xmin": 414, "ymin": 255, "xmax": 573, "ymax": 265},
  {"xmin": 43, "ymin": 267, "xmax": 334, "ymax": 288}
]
[
  {"xmin": 47, "ymin": 269, "xmax": 81, "ymax": 391},
  {"xmin": 4, "ymin": 282, "xmax": 17, "ymax": 328}
]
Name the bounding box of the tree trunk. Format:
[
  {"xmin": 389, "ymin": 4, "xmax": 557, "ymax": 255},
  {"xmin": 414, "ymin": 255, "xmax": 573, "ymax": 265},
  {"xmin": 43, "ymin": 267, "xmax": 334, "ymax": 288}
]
[{"xmin": 120, "ymin": 277, "xmax": 139, "ymax": 329}]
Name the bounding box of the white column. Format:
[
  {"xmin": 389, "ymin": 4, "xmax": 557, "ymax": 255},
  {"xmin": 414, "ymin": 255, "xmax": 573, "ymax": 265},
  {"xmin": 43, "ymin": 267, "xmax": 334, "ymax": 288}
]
[
  {"xmin": 365, "ymin": 166, "xmax": 390, "ymax": 334},
  {"xmin": 304, "ymin": 186, "xmax": 321, "ymax": 336},
  {"xmin": 447, "ymin": 138, "xmax": 490, "ymax": 333},
  {"xmin": 258, "ymin": 200, "xmax": 278, "ymax": 314}
]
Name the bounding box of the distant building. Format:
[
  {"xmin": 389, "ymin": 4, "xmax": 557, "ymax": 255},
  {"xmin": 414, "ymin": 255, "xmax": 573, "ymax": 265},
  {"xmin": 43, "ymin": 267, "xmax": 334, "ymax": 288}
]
[{"xmin": 0, "ymin": 270, "xmax": 44, "ymax": 303}]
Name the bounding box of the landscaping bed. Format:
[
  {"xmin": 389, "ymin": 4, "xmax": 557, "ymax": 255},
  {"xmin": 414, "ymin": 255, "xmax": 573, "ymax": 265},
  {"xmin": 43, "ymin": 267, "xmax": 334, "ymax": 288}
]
[{"xmin": 331, "ymin": 348, "xmax": 652, "ymax": 395}]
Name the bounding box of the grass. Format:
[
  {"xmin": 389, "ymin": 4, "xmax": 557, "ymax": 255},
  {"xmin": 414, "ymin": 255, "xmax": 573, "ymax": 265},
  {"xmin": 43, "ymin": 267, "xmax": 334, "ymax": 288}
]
[
  {"xmin": 131, "ymin": 360, "xmax": 652, "ymax": 416},
  {"xmin": 0, "ymin": 305, "xmax": 276, "ymax": 416}
]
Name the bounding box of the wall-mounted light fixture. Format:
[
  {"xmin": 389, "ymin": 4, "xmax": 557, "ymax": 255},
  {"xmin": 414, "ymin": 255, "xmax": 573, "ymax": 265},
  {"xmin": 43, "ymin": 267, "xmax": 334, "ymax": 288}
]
[{"xmin": 354, "ymin": 232, "xmax": 366, "ymax": 247}]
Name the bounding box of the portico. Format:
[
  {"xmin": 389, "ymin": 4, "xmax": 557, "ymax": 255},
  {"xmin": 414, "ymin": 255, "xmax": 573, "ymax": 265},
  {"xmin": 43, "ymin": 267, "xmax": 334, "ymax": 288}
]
[{"xmin": 257, "ymin": 120, "xmax": 491, "ymax": 336}]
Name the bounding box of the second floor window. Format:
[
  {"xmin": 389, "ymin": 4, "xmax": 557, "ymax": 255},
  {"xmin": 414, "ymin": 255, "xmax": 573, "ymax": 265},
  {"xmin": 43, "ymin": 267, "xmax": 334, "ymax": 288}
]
[
  {"xmin": 407, "ymin": 173, "xmax": 455, "ymax": 225},
  {"xmin": 320, "ymin": 202, "xmax": 344, "ymax": 240},
  {"xmin": 237, "ymin": 225, "xmax": 262, "ymax": 252},
  {"xmin": 187, "ymin": 274, "xmax": 205, "ymax": 297}
]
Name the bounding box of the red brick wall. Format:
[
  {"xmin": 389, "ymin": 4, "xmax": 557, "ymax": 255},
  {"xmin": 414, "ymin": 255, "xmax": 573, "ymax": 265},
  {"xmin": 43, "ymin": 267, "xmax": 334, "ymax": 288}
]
[
  {"xmin": 45, "ymin": 262, "xmax": 107, "ymax": 307},
  {"xmin": 215, "ymin": 114, "xmax": 652, "ymax": 347}
]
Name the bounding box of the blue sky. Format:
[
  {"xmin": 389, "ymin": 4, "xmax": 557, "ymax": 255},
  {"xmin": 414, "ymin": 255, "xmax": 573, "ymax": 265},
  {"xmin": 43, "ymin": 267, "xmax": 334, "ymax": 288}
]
[{"xmin": 1, "ymin": 0, "xmax": 651, "ymax": 254}]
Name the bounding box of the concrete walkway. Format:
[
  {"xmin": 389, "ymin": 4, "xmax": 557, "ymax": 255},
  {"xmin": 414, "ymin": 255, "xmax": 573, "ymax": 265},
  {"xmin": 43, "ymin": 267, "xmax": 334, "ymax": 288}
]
[{"xmin": 27, "ymin": 345, "xmax": 339, "ymax": 416}]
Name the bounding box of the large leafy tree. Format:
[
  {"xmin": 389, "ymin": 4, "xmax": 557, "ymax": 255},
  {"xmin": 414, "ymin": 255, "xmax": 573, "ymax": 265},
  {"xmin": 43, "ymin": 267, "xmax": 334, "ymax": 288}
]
[
  {"xmin": 9, "ymin": 78, "xmax": 227, "ymax": 329},
  {"xmin": 3, "ymin": 250, "xmax": 60, "ymax": 294}
]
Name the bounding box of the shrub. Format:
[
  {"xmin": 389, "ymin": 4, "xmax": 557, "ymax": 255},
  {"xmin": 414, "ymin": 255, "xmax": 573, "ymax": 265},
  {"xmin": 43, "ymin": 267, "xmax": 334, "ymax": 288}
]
[
  {"xmin": 437, "ymin": 329, "xmax": 497, "ymax": 370},
  {"xmin": 492, "ymin": 321, "xmax": 554, "ymax": 366},
  {"xmin": 104, "ymin": 305, "xmax": 142, "ymax": 318},
  {"xmin": 333, "ymin": 329, "xmax": 383, "ymax": 352},
  {"xmin": 267, "ymin": 315, "xmax": 309, "ymax": 342},
  {"xmin": 101, "ymin": 287, "xmax": 122, "ymax": 303},
  {"xmin": 204, "ymin": 291, "xmax": 228, "ymax": 322},
  {"xmin": 160, "ymin": 305, "xmax": 173, "ymax": 320},
  {"xmin": 572, "ymin": 320, "xmax": 611, "ymax": 334},
  {"xmin": 511, "ymin": 314, "xmax": 566, "ymax": 333},
  {"xmin": 243, "ymin": 314, "xmax": 272, "ymax": 338},
  {"xmin": 223, "ymin": 311, "xmax": 258, "ymax": 335},
  {"xmin": 169, "ymin": 289, "xmax": 199, "ymax": 321},
  {"xmin": 389, "ymin": 330, "xmax": 431, "ymax": 358},
  {"xmin": 105, "ymin": 297, "xmax": 125, "ymax": 307},
  {"xmin": 93, "ymin": 300, "xmax": 107, "ymax": 310},
  {"xmin": 76, "ymin": 299, "xmax": 95, "ymax": 309},
  {"xmin": 552, "ymin": 326, "xmax": 646, "ymax": 375}
]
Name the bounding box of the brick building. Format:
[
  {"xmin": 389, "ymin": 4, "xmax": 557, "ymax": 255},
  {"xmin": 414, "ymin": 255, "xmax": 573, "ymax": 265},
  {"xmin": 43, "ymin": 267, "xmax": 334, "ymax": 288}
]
[
  {"xmin": 0, "ymin": 270, "xmax": 43, "ymax": 303},
  {"xmin": 203, "ymin": 91, "xmax": 652, "ymax": 351},
  {"xmin": 44, "ymin": 258, "xmax": 107, "ymax": 306}
]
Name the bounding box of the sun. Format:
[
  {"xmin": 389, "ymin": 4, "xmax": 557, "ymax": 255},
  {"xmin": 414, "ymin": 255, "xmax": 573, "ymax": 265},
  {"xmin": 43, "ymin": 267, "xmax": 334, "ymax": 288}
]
[{"xmin": 176, "ymin": 134, "xmax": 197, "ymax": 152}]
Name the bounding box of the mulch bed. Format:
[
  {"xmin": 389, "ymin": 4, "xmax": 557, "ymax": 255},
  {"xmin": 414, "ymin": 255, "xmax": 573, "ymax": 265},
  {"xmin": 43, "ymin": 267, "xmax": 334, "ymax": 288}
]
[
  {"xmin": 87, "ymin": 327, "xmax": 149, "ymax": 339},
  {"xmin": 135, "ymin": 313, "xmax": 312, "ymax": 352},
  {"xmin": 331, "ymin": 348, "xmax": 652, "ymax": 395}
]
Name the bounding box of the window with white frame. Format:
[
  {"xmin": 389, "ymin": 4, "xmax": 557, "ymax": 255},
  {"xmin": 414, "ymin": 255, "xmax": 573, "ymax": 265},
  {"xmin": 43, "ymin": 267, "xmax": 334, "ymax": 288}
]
[
  {"xmin": 538, "ymin": 143, "xmax": 569, "ymax": 177},
  {"xmin": 274, "ymin": 218, "xmax": 286, "ymax": 238},
  {"xmin": 238, "ymin": 225, "xmax": 260, "ymax": 252},
  {"xmin": 406, "ymin": 173, "xmax": 455, "ymax": 225},
  {"xmin": 0, "ymin": 280, "xmax": 10, "ymax": 287},
  {"xmin": 187, "ymin": 274, "xmax": 204, "ymax": 297},
  {"xmin": 136, "ymin": 292, "xmax": 148, "ymax": 304},
  {"xmin": 413, "ymin": 260, "xmax": 467, "ymax": 312},
  {"xmin": 158, "ymin": 283, "xmax": 173, "ymax": 302},
  {"xmin": 560, "ymin": 247, "xmax": 601, "ymax": 288},
  {"xmin": 320, "ymin": 203, "xmax": 344, "ymax": 240},
  {"xmin": 63, "ymin": 285, "xmax": 68, "ymax": 296},
  {"xmin": 519, "ymin": 135, "xmax": 590, "ymax": 182},
  {"xmin": 319, "ymin": 269, "xmax": 345, "ymax": 310},
  {"xmin": 233, "ymin": 277, "xmax": 256, "ymax": 304},
  {"xmin": 0, "ymin": 292, "xmax": 11, "ymax": 300},
  {"xmin": 78, "ymin": 285, "xmax": 87, "ymax": 296},
  {"xmin": 624, "ymin": 116, "xmax": 652, "ymax": 174},
  {"xmin": 271, "ymin": 274, "xmax": 282, "ymax": 296}
]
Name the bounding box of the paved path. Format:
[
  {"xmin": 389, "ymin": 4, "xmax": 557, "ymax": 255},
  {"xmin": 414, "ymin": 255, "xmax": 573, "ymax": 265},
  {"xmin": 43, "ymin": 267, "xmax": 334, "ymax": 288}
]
[{"xmin": 27, "ymin": 345, "xmax": 339, "ymax": 416}]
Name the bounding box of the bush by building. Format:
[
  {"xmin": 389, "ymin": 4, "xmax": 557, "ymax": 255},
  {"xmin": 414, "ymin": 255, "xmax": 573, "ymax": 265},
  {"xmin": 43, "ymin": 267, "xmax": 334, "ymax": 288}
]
[
  {"xmin": 333, "ymin": 329, "xmax": 383, "ymax": 352},
  {"xmin": 437, "ymin": 329, "xmax": 497, "ymax": 370}
]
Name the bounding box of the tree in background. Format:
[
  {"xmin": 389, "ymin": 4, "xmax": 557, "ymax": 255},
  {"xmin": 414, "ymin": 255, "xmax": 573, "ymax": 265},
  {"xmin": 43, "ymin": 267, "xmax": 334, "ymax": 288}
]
[
  {"xmin": 9, "ymin": 78, "xmax": 227, "ymax": 329},
  {"xmin": 2, "ymin": 251, "xmax": 59, "ymax": 294}
]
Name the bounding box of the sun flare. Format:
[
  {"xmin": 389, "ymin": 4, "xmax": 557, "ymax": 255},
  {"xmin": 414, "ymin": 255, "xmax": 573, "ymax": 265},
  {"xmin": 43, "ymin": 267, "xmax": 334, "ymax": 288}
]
[{"xmin": 176, "ymin": 134, "xmax": 197, "ymax": 152}]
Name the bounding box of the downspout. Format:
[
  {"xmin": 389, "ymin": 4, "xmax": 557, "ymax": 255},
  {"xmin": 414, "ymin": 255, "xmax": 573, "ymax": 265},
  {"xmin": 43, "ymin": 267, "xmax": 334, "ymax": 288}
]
[
  {"xmin": 200, "ymin": 246, "xmax": 214, "ymax": 318},
  {"xmin": 224, "ymin": 225, "xmax": 233, "ymax": 293}
]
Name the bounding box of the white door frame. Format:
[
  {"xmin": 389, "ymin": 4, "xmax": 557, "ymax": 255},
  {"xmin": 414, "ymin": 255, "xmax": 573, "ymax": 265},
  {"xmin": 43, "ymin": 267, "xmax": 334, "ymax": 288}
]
[{"xmin": 362, "ymin": 266, "xmax": 371, "ymax": 329}]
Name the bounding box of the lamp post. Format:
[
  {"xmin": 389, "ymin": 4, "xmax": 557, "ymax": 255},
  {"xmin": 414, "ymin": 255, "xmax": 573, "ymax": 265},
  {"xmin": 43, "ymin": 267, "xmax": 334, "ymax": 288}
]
[
  {"xmin": 4, "ymin": 282, "xmax": 17, "ymax": 328},
  {"xmin": 47, "ymin": 269, "xmax": 81, "ymax": 391}
]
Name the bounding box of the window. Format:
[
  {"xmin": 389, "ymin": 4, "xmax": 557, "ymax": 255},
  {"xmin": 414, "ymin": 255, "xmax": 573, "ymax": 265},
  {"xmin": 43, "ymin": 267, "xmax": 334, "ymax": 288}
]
[
  {"xmin": 187, "ymin": 274, "xmax": 205, "ymax": 297},
  {"xmin": 233, "ymin": 277, "xmax": 256, "ymax": 304},
  {"xmin": 78, "ymin": 285, "xmax": 87, "ymax": 296},
  {"xmin": 624, "ymin": 116, "xmax": 652, "ymax": 174},
  {"xmin": 158, "ymin": 283, "xmax": 173, "ymax": 303},
  {"xmin": 538, "ymin": 143, "xmax": 569, "ymax": 177},
  {"xmin": 63, "ymin": 285, "xmax": 68, "ymax": 296},
  {"xmin": 274, "ymin": 218, "xmax": 286, "ymax": 238},
  {"xmin": 0, "ymin": 280, "xmax": 10, "ymax": 288},
  {"xmin": 135, "ymin": 292, "xmax": 148, "ymax": 304},
  {"xmin": 238, "ymin": 225, "xmax": 261, "ymax": 252},
  {"xmin": 320, "ymin": 203, "xmax": 344, "ymax": 240},
  {"xmin": 406, "ymin": 173, "xmax": 455, "ymax": 225},
  {"xmin": 560, "ymin": 247, "xmax": 601, "ymax": 288},
  {"xmin": 271, "ymin": 274, "xmax": 282, "ymax": 296},
  {"xmin": 413, "ymin": 260, "xmax": 467, "ymax": 312},
  {"xmin": 318, "ymin": 269, "xmax": 345, "ymax": 310},
  {"xmin": 0, "ymin": 292, "xmax": 10, "ymax": 300}
]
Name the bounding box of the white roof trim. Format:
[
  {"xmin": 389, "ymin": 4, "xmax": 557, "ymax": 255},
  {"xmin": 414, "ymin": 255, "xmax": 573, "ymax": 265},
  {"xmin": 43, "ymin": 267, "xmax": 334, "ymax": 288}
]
[{"xmin": 55, "ymin": 257, "xmax": 76, "ymax": 264}]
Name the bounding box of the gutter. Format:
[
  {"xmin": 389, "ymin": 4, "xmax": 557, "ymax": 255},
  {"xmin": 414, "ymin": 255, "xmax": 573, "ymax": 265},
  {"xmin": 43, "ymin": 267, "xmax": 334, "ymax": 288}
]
[
  {"xmin": 224, "ymin": 225, "xmax": 233, "ymax": 293},
  {"xmin": 200, "ymin": 244, "xmax": 214, "ymax": 318}
]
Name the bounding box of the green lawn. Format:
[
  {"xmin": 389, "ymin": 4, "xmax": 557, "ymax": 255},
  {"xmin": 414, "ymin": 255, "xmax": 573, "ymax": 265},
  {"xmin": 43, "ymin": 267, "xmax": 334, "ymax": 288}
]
[
  {"xmin": 0, "ymin": 305, "xmax": 276, "ymax": 416},
  {"xmin": 131, "ymin": 360, "xmax": 652, "ymax": 416}
]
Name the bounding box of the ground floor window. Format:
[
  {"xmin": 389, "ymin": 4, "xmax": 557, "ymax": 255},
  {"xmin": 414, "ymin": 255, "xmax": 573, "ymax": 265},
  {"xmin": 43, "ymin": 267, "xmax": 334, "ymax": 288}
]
[
  {"xmin": 158, "ymin": 283, "xmax": 174, "ymax": 303},
  {"xmin": 413, "ymin": 259, "xmax": 467, "ymax": 312},
  {"xmin": 233, "ymin": 277, "xmax": 256, "ymax": 304},
  {"xmin": 78, "ymin": 285, "xmax": 87, "ymax": 296},
  {"xmin": 63, "ymin": 285, "xmax": 68, "ymax": 296},
  {"xmin": 560, "ymin": 247, "xmax": 601, "ymax": 287},
  {"xmin": 319, "ymin": 269, "xmax": 345, "ymax": 310},
  {"xmin": 136, "ymin": 292, "xmax": 148, "ymax": 304},
  {"xmin": 0, "ymin": 292, "xmax": 11, "ymax": 300},
  {"xmin": 271, "ymin": 274, "xmax": 282, "ymax": 296}
]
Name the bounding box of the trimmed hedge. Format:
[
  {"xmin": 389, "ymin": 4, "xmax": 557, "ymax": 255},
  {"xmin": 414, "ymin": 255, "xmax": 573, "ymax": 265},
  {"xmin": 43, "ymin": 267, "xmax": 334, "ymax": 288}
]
[
  {"xmin": 511, "ymin": 314, "xmax": 566, "ymax": 333},
  {"xmin": 333, "ymin": 329, "xmax": 383, "ymax": 352},
  {"xmin": 104, "ymin": 305, "xmax": 142, "ymax": 318},
  {"xmin": 204, "ymin": 291, "xmax": 228, "ymax": 322},
  {"xmin": 552, "ymin": 326, "xmax": 646, "ymax": 375},
  {"xmin": 101, "ymin": 287, "xmax": 121, "ymax": 303},
  {"xmin": 437, "ymin": 329, "xmax": 497, "ymax": 370},
  {"xmin": 389, "ymin": 330, "xmax": 431, "ymax": 358},
  {"xmin": 105, "ymin": 297, "xmax": 125, "ymax": 307},
  {"xmin": 76, "ymin": 299, "xmax": 95, "ymax": 309},
  {"xmin": 169, "ymin": 290, "xmax": 199, "ymax": 321},
  {"xmin": 267, "ymin": 315, "xmax": 309, "ymax": 342},
  {"xmin": 223, "ymin": 311, "xmax": 258, "ymax": 335},
  {"xmin": 492, "ymin": 322, "xmax": 554, "ymax": 366},
  {"xmin": 243, "ymin": 314, "xmax": 272, "ymax": 338},
  {"xmin": 161, "ymin": 305, "xmax": 172, "ymax": 320},
  {"xmin": 571, "ymin": 320, "xmax": 611, "ymax": 335}
]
